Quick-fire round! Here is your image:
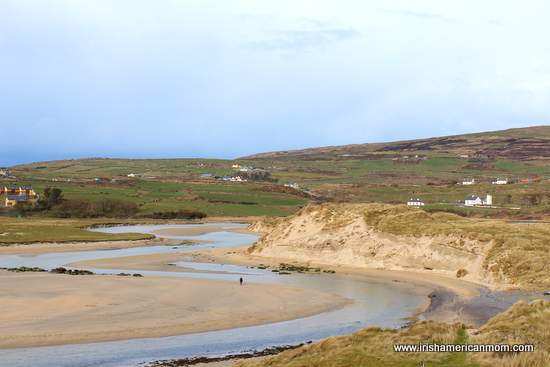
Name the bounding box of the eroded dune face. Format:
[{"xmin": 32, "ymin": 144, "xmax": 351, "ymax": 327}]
[{"xmin": 249, "ymin": 203, "xmax": 538, "ymax": 289}]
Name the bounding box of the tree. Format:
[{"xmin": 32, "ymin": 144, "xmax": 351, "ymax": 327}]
[{"xmin": 38, "ymin": 187, "xmax": 64, "ymax": 210}]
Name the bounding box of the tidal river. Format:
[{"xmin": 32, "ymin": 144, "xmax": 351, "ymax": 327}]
[{"xmin": 0, "ymin": 223, "xmax": 430, "ymax": 367}]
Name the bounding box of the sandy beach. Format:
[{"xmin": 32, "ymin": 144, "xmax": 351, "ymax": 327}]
[
  {"xmin": 0, "ymin": 225, "xmax": 502, "ymax": 351},
  {"xmin": 190, "ymin": 246, "xmax": 483, "ymax": 296},
  {"xmin": 186, "ymin": 246, "xmax": 494, "ymax": 326},
  {"xmin": 0, "ymin": 271, "xmax": 348, "ymax": 349},
  {"xmin": 75, "ymin": 244, "xmax": 500, "ymax": 325},
  {"xmin": 77, "ymin": 245, "xmax": 481, "ymax": 297}
]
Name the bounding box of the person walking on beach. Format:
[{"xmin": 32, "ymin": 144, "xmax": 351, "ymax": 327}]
[{"xmin": 239, "ymin": 277, "xmax": 243, "ymax": 285}]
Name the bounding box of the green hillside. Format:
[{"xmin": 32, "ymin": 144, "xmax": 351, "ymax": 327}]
[{"xmin": 4, "ymin": 126, "xmax": 550, "ymax": 219}]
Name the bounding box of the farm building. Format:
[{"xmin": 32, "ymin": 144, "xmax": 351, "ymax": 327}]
[
  {"xmin": 464, "ymin": 194, "xmax": 492, "ymax": 207},
  {"xmin": 492, "ymin": 178, "xmax": 508, "ymax": 185},
  {"xmin": 407, "ymin": 198, "xmax": 425, "ymax": 207}
]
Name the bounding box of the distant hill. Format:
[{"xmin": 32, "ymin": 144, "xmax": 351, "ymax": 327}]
[
  {"xmin": 6, "ymin": 125, "xmax": 550, "ymax": 219},
  {"xmin": 241, "ymin": 126, "xmax": 550, "ymax": 161}
]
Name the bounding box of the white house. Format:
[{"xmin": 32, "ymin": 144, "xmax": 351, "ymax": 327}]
[
  {"xmin": 284, "ymin": 182, "xmax": 300, "ymax": 189},
  {"xmin": 238, "ymin": 166, "xmax": 254, "ymax": 172},
  {"xmin": 464, "ymin": 194, "xmax": 492, "ymax": 206},
  {"xmin": 229, "ymin": 176, "xmax": 247, "ymax": 182},
  {"xmin": 407, "ymin": 198, "xmax": 425, "ymax": 207},
  {"xmin": 492, "ymin": 178, "xmax": 508, "ymax": 185},
  {"xmin": 461, "ymin": 178, "xmax": 476, "ymax": 185}
]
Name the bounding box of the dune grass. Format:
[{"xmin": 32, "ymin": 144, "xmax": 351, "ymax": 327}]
[
  {"xmin": 359, "ymin": 204, "xmax": 550, "ymax": 290},
  {"xmin": 472, "ymin": 300, "xmax": 550, "ymax": 367},
  {"xmin": 237, "ymin": 301, "xmax": 550, "ymax": 367},
  {"xmin": 236, "ymin": 321, "xmax": 479, "ymax": 367}
]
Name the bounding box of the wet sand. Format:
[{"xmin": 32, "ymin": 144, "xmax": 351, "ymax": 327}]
[
  {"xmin": 192, "ymin": 247, "xmax": 482, "ymax": 296},
  {"xmin": 188, "ymin": 247, "xmax": 500, "ymax": 326},
  {"xmin": 207, "ymin": 247, "xmax": 523, "ymax": 327},
  {"xmin": 0, "ymin": 238, "xmax": 172, "ymax": 255},
  {"xmin": 70, "ymin": 252, "xmax": 219, "ymax": 273},
  {"xmin": 77, "ymin": 245, "xmax": 505, "ymax": 327},
  {"xmin": 151, "ymin": 225, "xmax": 248, "ymax": 237},
  {"xmin": 0, "ymin": 271, "xmax": 348, "ymax": 349}
]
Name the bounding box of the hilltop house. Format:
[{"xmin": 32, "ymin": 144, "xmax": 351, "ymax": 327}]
[
  {"xmin": 461, "ymin": 178, "xmax": 476, "ymax": 185},
  {"xmin": 492, "ymin": 177, "xmax": 508, "ymax": 185},
  {"xmin": 407, "ymin": 198, "xmax": 425, "ymax": 207},
  {"xmin": 464, "ymin": 194, "xmax": 492, "ymax": 207},
  {"xmin": 1, "ymin": 186, "xmax": 39, "ymax": 207}
]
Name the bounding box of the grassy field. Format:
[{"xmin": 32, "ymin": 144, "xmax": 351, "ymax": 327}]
[
  {"xmin": 0, "ymin": 217, "xmax": 155, "ymax": 244},
  {"xmin": 236, "ymin": 300, "xmax": 550, "ymax": 367},
  {"xmin": 0, "ymin": 178, "xmax": 307, "ymax": 217},
  {"xmin": 11, "ymin": 158, "xmax": 234, "ymax": 181},
  {"xmin": 8, "ymin": 155, "xmax": 550, "ymax": 215}
]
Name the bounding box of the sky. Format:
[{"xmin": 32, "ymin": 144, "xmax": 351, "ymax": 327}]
[{"xmin": 1, "ymin": 0, "xmax": 550, "ymax": 166}]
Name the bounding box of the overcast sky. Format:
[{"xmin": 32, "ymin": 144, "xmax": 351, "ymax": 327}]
[{"xmin": 1, "ymin": 1, "xmax": 549, "ymax": 165}]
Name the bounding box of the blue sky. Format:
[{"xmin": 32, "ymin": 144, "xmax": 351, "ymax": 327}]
[{"xmin": 1, "ymin": 1, "xmax": 549, "ymax": 166}]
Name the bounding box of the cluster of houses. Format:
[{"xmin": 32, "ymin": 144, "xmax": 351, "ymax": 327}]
[
  {"xmin": 0, "ymin": 185, "xmax": 39, "ymax": 207},
  {"xmin": 199, "ymin": 164, "xmax": 265, "ymax": 183},
  {"xmin": 231, "ymin": 164, "xmax": 255, "ymax": 172},
  {"xmin": 460, "ymin": 177, "xmax": 511, "ymax": 185},
  {"xmin": 221, "ymin": 176, "xmax": 247, "ymax": 182},
  {"xmin": 0, "ymin": 168, "xmax": 16, "ymax": 179},
  {"xmin": 407, "ymin": 193, "xmax": 494, "ymax": 208},
  {"xmin": 200, "ymin": 173, "xmax": 248, "ymax": 182}
]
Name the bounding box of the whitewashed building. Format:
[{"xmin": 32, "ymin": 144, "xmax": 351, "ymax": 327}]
[
  {"xmin": 461, "ymin": 178, "xmax": 476, "ymax": 185},
  {"xmin": 284, "ymin": 182, "xmax": 300, "ymax": 189},
  {"xmin": 229, "ymin": 176, "xmax": 246, "ymax": 182},
  {"xmin": 492, "ymin": 178, "xmax": 508, "ymax": 185},
  {"xmin": 464, "ymin": 194, "xmax": 493, "ymax": 206},
  {"xmin": 407, "ymin": 198, "xmax": 425, "ymax": 207}
]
